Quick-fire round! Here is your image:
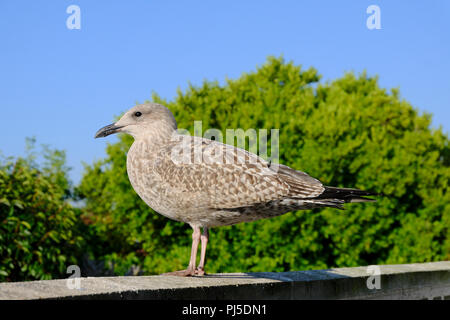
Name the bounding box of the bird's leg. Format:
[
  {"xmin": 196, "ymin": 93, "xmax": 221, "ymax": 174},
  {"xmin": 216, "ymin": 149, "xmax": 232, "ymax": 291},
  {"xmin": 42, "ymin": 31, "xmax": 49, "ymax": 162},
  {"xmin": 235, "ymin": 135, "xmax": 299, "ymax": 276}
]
[
  {"xmin": 161, "ymin": 226, "xmax": 201, "ymax": 277},
  {"xmin": 196, "ymin": 228, "xmax": 209, "ymax": 276},
  {"xmin": 187, "ymin": 226, "xmax": 201, "ymax": 272}
]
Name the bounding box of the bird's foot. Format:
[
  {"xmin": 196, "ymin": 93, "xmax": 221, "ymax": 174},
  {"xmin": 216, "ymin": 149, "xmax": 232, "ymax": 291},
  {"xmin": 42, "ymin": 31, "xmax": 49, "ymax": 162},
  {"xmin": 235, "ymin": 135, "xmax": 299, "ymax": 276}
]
[
  {"xmin": 161, "ymin": 269, "xmax": 196, "ymax": 277},
  {"xmin": 160, "ymin": 267, "xmax": 206, "ymax": 277},
  {"xmin": 195, "ymin": 267, "xmax": 206, "ymax": 276}
]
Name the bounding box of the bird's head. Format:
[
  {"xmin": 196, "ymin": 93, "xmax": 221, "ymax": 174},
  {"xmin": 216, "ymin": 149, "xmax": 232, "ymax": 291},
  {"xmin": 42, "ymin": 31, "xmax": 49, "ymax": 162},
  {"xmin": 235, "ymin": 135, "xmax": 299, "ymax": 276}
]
[{"xmin": 95, "ymin": 103, "xmax": 177, "ymax": 139}]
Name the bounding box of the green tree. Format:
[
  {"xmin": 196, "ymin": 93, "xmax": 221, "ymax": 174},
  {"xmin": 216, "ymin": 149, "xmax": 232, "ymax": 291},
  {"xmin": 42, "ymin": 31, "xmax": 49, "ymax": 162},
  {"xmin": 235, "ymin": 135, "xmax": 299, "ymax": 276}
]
[
  {"xmin": 0, "ymin": 140, "xmax": 87, "ymax": 281},
  {"xmin": 77, "ymin": 57, "xmax": 449, "ymax": 275}
]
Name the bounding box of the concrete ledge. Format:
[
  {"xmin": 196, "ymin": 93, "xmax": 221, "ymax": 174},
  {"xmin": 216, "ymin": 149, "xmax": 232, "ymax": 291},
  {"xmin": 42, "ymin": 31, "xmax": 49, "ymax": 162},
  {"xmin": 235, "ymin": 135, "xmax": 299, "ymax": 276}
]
[{"xmin": 1, "ymin": 261, "xmax": 449, "ymax": 300}]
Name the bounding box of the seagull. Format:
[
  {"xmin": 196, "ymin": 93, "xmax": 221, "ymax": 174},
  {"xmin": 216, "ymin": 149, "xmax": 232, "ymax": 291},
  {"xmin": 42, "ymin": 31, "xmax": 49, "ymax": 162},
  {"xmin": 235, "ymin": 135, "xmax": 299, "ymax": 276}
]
[{"xmin": 95, "ymin": 103, "xmax": 377, "ymax": 276}]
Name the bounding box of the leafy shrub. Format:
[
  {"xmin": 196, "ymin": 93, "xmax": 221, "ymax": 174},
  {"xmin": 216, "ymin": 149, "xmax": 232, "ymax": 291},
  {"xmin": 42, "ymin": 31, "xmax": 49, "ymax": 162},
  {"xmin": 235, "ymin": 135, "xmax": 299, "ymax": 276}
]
[{"xmin": 0, "ymin": 142, "xmax": 86, "ymax": 281}]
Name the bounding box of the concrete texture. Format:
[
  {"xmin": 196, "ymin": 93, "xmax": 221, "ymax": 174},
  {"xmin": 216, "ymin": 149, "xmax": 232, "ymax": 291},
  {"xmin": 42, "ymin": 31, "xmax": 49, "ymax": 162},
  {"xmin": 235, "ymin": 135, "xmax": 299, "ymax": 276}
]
[{"xmin": 0, "ymin": 261, "xmax": 449, "ymax": 300}]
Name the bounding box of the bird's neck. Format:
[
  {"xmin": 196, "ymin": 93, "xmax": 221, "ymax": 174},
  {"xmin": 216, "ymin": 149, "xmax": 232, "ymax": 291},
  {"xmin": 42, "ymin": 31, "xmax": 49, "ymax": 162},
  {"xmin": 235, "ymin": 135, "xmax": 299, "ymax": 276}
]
[{"xmin": 133, "ymin": 125, "xmax": 177, "ymax": 149}]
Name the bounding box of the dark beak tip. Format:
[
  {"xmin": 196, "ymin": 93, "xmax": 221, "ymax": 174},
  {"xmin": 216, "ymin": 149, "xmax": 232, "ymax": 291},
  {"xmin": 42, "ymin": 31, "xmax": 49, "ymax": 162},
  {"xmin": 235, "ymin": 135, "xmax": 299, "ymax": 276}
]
[
  {"xmin": 94, "ymin": 123, "xmax": 122, "ymax": 139},
  {"xmin": 94, "ymin": 128, "xmax": 106, "ymax": 139}
]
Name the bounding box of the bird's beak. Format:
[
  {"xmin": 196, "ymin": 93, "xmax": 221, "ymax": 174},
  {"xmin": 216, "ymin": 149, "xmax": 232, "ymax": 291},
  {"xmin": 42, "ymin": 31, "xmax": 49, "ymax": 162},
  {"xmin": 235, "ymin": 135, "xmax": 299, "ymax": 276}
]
[{"xmin": 94, "ymin": 123, "xmax": 124, "ymax": 138}]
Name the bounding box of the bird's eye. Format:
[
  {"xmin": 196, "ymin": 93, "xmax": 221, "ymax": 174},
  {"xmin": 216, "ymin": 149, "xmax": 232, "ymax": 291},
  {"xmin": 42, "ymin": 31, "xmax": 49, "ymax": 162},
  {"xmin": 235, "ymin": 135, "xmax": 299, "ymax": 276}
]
[{"xmin": 134, "ymin": 111, "xmax": 142, "ymax": 117}]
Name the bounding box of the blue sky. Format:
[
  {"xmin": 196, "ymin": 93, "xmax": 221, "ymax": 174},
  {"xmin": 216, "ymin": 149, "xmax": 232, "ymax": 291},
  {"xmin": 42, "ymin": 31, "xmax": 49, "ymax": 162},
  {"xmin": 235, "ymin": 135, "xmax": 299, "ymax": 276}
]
[{"xmin": 0, "ymin": 1, "xmax": 449, "ymax": 184}]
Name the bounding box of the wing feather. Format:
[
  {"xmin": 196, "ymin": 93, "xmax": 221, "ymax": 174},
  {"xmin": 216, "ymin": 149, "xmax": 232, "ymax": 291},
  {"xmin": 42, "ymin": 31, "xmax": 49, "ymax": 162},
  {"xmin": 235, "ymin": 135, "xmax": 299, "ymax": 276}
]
[{"xmin": 152, "ymin": 135, "xmax": 324, "ymax": 209}]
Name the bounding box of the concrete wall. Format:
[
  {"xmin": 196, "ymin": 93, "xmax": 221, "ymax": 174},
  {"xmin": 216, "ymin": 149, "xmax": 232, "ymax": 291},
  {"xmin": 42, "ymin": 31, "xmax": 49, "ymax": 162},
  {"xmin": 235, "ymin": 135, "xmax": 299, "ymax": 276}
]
[{"xmin": 0, "ymin": 261, "xmax": 449, "ymax": 300}]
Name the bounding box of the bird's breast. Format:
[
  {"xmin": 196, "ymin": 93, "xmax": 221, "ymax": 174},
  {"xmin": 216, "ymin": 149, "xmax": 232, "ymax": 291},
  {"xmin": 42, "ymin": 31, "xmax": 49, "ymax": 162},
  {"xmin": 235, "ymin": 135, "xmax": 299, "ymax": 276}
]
[{"xmin": 126, "ymin": 142, "xmax": 184, "ymax": 222}]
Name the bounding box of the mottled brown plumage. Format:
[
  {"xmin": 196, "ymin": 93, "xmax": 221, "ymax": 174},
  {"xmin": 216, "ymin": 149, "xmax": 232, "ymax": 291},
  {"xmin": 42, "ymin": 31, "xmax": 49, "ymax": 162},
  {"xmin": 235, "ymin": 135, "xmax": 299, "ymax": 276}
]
[{"xmin": 95, "ymin": 103, "xmax": 377, "ymax": 276}]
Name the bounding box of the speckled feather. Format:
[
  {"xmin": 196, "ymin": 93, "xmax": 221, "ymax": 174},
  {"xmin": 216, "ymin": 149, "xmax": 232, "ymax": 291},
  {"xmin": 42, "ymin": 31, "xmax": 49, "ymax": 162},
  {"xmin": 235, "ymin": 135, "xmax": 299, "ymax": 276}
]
[
  {"xmin": 127, "ymin": 131, "xmax": 334, "ymax": 228},
  {"xmin": 106, "ymin": 103, "xmax": 376, "ymax": 229},
  {"xmin": 95, "ymin": 103, "xmax": 377, "ymax": 275}
]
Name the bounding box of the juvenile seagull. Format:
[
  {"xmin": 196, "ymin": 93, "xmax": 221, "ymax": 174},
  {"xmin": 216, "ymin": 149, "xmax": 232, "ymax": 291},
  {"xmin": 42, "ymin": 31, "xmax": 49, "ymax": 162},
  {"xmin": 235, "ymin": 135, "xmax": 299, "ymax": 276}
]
[{"xmin": 95, "ymin": 103, "xmax": 377, "ymax": 276}]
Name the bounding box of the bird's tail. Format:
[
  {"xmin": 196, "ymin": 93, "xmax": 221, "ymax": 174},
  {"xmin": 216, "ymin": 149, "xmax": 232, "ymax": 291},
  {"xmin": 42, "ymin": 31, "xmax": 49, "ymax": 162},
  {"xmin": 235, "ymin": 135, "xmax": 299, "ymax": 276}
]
[{"xmin": 318, "ymin": 186, "xmax": 380, "ymax": 203}]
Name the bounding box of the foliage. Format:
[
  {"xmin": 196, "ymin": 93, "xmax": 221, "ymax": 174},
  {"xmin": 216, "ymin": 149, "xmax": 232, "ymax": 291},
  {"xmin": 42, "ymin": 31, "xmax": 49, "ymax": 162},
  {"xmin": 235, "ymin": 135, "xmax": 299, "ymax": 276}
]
[
  {"xmin": 3, "ymin": 57, "xmax": 447, "ymax": 281},
  {"xmin": 0, "ymin": 140, "xmax": 87, "ymax": 281},
  {"xmin": 76, "ymin": 56, "xmax": 449, "ymax": 275}
]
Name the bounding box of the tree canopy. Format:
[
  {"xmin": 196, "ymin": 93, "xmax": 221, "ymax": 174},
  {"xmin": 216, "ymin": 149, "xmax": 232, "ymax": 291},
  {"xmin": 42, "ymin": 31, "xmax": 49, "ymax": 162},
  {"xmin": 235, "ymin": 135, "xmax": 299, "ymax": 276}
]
[
  {"xmin": 76, "ymin": 57, "xmax": 449, "ymax": 275},
  {"xmin": 1, "ymin": 57, "xmax": 448, "ymax": 281}
]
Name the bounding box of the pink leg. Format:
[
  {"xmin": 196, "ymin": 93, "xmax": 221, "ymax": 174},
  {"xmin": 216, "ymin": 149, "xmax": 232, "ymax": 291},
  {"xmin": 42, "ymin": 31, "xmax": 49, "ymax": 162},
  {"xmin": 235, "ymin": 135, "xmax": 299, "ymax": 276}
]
[
  {"xmin": 187, "ymin": 227, "xmax": 201, "ymax": 271},
  {"xmin": 161, "ymin": 226, "xmax": 201, "ymax": 277},
  {"xmin": 196, "ymin": 228, "xmax": 209, "ymax": 276}
]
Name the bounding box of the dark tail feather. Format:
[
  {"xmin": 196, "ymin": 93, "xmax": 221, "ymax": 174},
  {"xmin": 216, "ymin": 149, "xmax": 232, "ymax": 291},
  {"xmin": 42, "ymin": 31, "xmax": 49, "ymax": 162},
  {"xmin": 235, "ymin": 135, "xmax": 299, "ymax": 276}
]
[
  {"xmin": 318, "ymin": 186, "xmax": 380, "ymax": 203},
  {"xmin": 303, "ymin": 198, "xmax": 346, "ymax": 210}
]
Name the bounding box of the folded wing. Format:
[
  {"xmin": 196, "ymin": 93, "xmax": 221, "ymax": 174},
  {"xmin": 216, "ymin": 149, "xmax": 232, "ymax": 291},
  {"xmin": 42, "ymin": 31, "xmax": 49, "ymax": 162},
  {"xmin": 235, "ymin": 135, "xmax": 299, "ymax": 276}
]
[{"xmin": 152, "ymin": 135, "xmax": 325, "ymax": 210}]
